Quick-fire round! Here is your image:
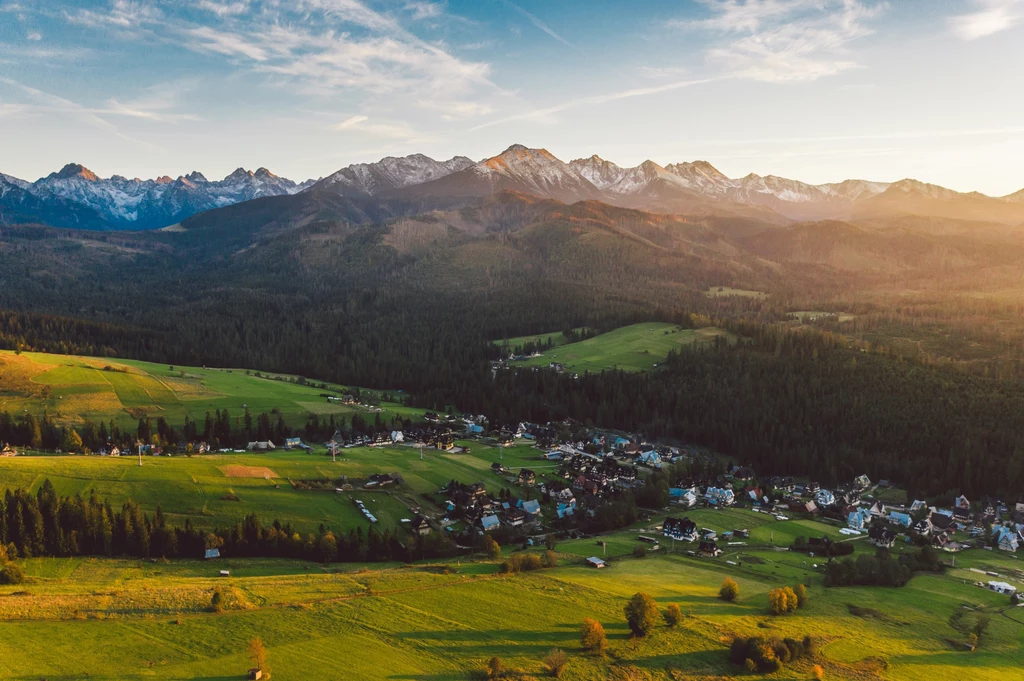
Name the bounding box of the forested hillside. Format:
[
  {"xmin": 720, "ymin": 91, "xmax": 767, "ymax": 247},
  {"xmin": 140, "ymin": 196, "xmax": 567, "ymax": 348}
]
[{"xmin": 3, "ymin": 189, "xmax": 1024, "ymax": 496}]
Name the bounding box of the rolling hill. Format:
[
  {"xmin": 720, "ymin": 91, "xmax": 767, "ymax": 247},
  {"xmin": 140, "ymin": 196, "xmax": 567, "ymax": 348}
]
[{"xmin": 0, "ymin": 350, "xmax": 422, "ymax": 429}]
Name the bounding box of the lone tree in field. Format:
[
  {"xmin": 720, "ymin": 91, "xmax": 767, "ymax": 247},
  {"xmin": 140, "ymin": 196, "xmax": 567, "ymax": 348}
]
[
  {"xmin": 794, "ymin": 584, "xmax": 808, "ymax": 608},
  {"xmin": 248, "ymin": 637, "xmax": 266, "ymax": 671},
  {"xmin": 483, "ymin": 535, "xmax": 502, "ymax": 561},
  {"xmin": 542, "ymin": 648, "xmax": 568, "ymax": 677},
  {"xmin": 768, "ymin": 587, "xmax": 799, "ymax": 615},
  {"xmin": 580, "ymin": 617, "xmax": 608, "ymax": 652},
  {"xmin": 720, "ymin": 577, "xmax": 739, "ymax": 602},
  {"xmin": 624, "ymin": 592, "xmax": 659, "ymax": 637},
  {"xmin": 663, "ymin": 603, "xmax": 682, "ymax": 627},
  {"xmin": 210, "ymin": 588, "xmax": 224, "ymax": 613}
]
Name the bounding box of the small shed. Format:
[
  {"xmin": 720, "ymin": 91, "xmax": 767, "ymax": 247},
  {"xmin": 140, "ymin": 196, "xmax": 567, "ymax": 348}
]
[
  {"xmin": 204, "ymin": 548, "xmax": 220, "ymax": 560},
  {"xmin": 248, "ymin": 668, "xmax": 263, "ymax": 680},
  {"xmin": 219, "ymin": 570, "xmax": 231, "ymax": 577},
  {"xmin": 586, "ymin": 556, "xmax": 606, "ymax": 568}
]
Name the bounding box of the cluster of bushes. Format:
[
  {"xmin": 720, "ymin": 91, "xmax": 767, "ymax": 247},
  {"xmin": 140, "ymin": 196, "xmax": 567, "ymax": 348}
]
[
  {"xmin": 729, "ymin": 635, "xmax": 816, "ymax": 673},
  {"xmin": 768, "ymin": 584, "xmax": 808, "ymax": 615},
  {"xmin": 791, "ymin": 536, "xmax": 854, "ymax": 557},
  {"xmin": 824, "ymin": 547, "xmax": 941, "ymax": 587},
  {"xmin": 484, "ymin": 648, "xmax": 568, "ymax": 679},
  {"xmin": 498, "ymin": 550, "xmax": 558, "ymax": 574}
]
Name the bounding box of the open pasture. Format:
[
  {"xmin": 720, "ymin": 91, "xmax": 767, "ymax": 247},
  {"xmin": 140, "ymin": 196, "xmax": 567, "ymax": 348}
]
[
  {"xmin": 0, "ymin": 549, "xmax": 1021, "ymax": 680},
  {"xmin": 510, "ymin": 322, "xmax": 738, "ymax": 373},
  {"xmin": 0, "ymin": 442, "xmax": 549, "ymax": 534},
  {"xmin": 492, "ymin": 327, "xmax": 587, "ymax": 351}
]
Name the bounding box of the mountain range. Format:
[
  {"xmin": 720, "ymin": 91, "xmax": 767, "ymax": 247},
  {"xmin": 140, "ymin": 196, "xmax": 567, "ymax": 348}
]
[
  {"xmin": 0, "ymin": 164, "xmax": 316, "ymax": 230},
  {"xmin": 3, "ymin": 144, "xmax": 1024, "ymax": 230}
]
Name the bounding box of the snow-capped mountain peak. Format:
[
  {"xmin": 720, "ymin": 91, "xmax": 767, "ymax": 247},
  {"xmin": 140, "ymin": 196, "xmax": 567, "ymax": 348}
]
[
  {"xmin": 314, "ymin": 152, "xmax": 474, "ymax": 196},
  {"xmin": 5, "ymin": 163, "xmax": 313, "ymax": 229},
  {"xmin": 569, "ymin": 155, "xmax": 627, "ymax": 190}
]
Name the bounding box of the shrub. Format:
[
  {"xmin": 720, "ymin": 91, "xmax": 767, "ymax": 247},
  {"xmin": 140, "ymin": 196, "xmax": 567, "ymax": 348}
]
[
  {"xmin": 542, "ymin": 648, "xmax": 568, "ymax": 677},
  {"xmin": 542, "ymin": 550, "xmax": 558, "ymax": 568},
  {"xmin": 662, "ymin": 603, "xmax": 682, "ymax": 627},
  {"xmin": 0, "ymin": 563, "xmax": 25, "ymax": 585},
  {"xmin": 484, "ymin": 536, "xmax": 502, "ymax": 561},
  {"xmin": 719, "ymin": 577, "xmax": 739, "ymax": 602},
  {"xmin": 794, "ymin": 584, "xmax": 808, "ymax": 608},
  {"xmin": 580, "ymin": 617, "xmax": 607, "ymax": 652},
  {"xmin": 632, "ymin": 545, "xmax": 648, "ymax": 558},
  {"xmin": 500, "ymin": 553, "xmax": 543, "ymax": 574},
  {"xmin": 210, "ymin": 588, "xmax": 224, "ymax": 613},
  {"xmin": 248, "ymin": 637, "xmax": 266, "ymax": 672},
  {"xmin": 487, "ymin": 656, "xmax": 504, "ymax": 679},
  {"xmin": 624, "ymin": 592, "xmax": 659, "ymax": 637},
  {"xmin": 812, "ymin": 663, "xmax": 825, "ymax": 679}
]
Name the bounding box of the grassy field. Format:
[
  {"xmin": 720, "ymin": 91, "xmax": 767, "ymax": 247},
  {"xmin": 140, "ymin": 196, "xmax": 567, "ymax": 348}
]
[
  {"xmin": 510, "ymin": 323, "xmax": 738, "ymax": 373},
  {"xmin": 0, "ymin": 350, "xmax": 425, "ymax": 429},
  {"xmin": 1, "ymin": 545, "xmax": 1021, "ymax": 681},
  {"xmin": 705, "ymin": 286, "xmax": 769, "ymax": 299},
  {"xmin": 0, "ymin": 442, "xmax": 552, "ymax": 534},
  {"xmin": 492, "ymin": 328, "xmax": 587, "ymax": 350},
  {"xmin": 790, "ymin": 310, "xmax": 857, "ymax": 323}
]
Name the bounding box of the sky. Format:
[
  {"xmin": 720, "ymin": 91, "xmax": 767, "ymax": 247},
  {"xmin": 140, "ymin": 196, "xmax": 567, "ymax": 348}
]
[{"xmin": 1, "ymin": 0, "xmax": 1023, "ymax": 195}]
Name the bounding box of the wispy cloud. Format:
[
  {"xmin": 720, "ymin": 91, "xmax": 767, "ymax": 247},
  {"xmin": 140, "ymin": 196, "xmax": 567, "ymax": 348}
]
[
  {"xmin": 950, "ymin": 0, "xmax": 1024, "ymax": 40},
  {"xmin": 174, "ymin": 1, "xmax": 499, "ymax": 118},
  {"xmin": 499, "ymin": 0, "xmax": 574, "ymax": 49},
  {"xmin": 0, "ymin": 77, "xmax": 167, "ymax": 150},
  {"xmin": 64, "ymin": 0, "xmax": 162, "ymax": 34},
  {"xmin": 673, "ymin": 0, "xmax": 886, "ymax": 83},
  {"xmin": 26, "ymin": 30, "xmax": 41, "ymax": 41},
  {"xmin": 471, "ymin": 77, "xmax": 723, "ymax": 131},
  {"xmin": 404, "ymin": 1, "xmax": 444, "ymax": 21},
  {"xmin": 333, "ymin": 114, "xmax": 428, "ymax": 140},
  {"xmin": 196, "ymin": 0, "xmax": 251, "ymax": 18},
  {"xmin": 187, "ymin": 25, "xmax": 268, "ymax": 61}
]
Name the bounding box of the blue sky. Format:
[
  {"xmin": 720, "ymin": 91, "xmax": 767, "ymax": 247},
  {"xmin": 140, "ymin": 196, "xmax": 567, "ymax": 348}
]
[{"xmin": 1, "ymin": 0, "xmax": 1023, "ymax": 194}]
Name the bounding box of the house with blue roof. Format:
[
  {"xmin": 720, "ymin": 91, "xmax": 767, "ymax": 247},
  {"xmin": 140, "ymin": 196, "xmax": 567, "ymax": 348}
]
[
  {"xmin": 704, "ymin": 487, "xmax": 735, "ymax": 507},
  {"xmin": 480, "ymin": 514, "xmax": 500, "ymax": 532},
  {"xmin": 639, "ymin": 450, "xmax": 662, "ymax": 468},
  {"xmin": 888, "ymin": 511, "xmax": 912, "ymax": 528},
  {"xmin": 847, "ymin": 508, "xmax": 871, "ymax": 530},
  {"xmin": 520, "ymin": 499, "xmax": 542, "ymax": 516},
  {"xmin": 816, "ymin": 489, "xmax": 836, "ymax": 507},
  {"xmin": 995, "ymin": 525, "xmax": 1019, "ymax": 552}
]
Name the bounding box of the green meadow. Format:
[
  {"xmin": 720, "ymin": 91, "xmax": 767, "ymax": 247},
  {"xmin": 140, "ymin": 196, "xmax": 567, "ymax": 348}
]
[
  {"xmin": 492, "ymin": 328, "xmax": 587, "ymax": 350},
  {"xmin": 0, "ymin": 350, "xmax": 425, "ymax": 429},
  {"xmin": 1, "ymin": 546, "xmax": 1021, "ymax": 681},
  {"xmin": 0, "ymin": 443, "xmax": 552, "ymax": 533},
  {"xmin": 509, "ymin": 323, "xmax": 738, "ymax": 373}
]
